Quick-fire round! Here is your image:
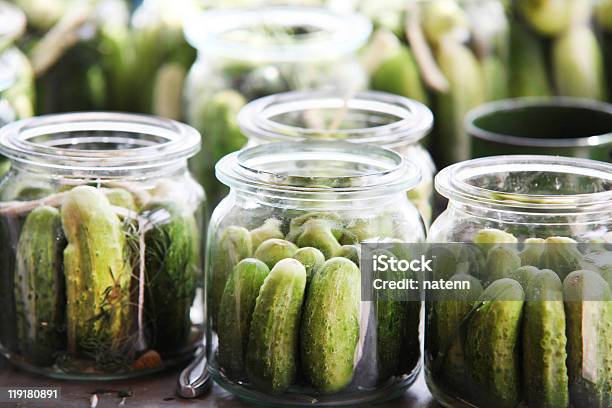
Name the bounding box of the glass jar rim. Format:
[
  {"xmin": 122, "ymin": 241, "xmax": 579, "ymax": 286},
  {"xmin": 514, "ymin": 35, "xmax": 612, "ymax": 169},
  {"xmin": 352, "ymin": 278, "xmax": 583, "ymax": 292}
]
[
  {"xmin": 184, "ymin": 6, "xmax": 372, "ymax": 62},
  {"xmin": 216, "ymin": 140, "xmax": 421, "ymax": 198},
  {"xmin": 466, "ymin": 97, "xmax": 612, "ymax": 148},
  {"xmin": 0, "ymin": 112, "xmax": 201, "ymax": 174},
  {"xmin": 436, "ymin": 155, "xmax": 612, "ymax": 213},
  {"xmin": 239, "ymin": 90, "xmax": 433, "ymax": 147},
  {"xmin": 0, "ymin": 1, "xmax": 25, "ymax": 52}
]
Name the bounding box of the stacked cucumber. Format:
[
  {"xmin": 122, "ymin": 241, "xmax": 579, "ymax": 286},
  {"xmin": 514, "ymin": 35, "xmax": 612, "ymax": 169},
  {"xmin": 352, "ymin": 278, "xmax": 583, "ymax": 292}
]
[
  {"xmin": 428, "ymin": 228, "xmax": 612, "ymax": 408},
  {"xmin": 212, "ymin": 211, "xmax": 421, "ymax": 394},
  {"xmin": 1, "ymin": 183, "xmax": 201, "ymax": 373}
]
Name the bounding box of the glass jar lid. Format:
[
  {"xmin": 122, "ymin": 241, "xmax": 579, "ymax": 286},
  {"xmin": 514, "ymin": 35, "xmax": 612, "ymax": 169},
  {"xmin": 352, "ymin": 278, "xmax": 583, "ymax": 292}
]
[
  {"xmin": 184, "ymin": 6, "xmax": 372, "ymax": 62},
  {"xmin": 239, "ymin": 90, "xmax": 433, "ymax": 148},
  {"xmin": 436, "ymin": 155, "xmax": 612, "ymax": 214},
  {"xmin": 0, "ymin": 112, "xmax": 201, "ymax": 176},
  {"xmin": 216, "ymin": 140, "xmax": 420, "ymax": 200},
  {"xmin": 0, "ymin": 1, "xmax": 25, "ymax": 52}
]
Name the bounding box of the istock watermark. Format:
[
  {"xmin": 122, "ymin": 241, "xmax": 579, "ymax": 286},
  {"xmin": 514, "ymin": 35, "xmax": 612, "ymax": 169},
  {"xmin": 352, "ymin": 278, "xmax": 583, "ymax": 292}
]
[{"xmin": 360, "ymin": 242, "xmax": 610, "ymax": 301}]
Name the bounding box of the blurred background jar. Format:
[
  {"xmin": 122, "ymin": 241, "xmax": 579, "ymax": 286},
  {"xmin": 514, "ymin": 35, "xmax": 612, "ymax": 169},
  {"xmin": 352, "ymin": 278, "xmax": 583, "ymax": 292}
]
[
  {"xmin": 207, "ymin": 141, "xmax": 424, "ymax": 405},
  {"xmin": 183, "ymin": 6, "xmax": 372, "ymax": 206},
  {"xmin": 363, "ymin": 0, "xmax": 509, "ymax": 168},
  {"xmin": 238, "ymin": 90, "xmax": 436, "ymax": 225},
  {"xmin": 466, "ymin": 97, "xmax": 612, "ymax": 161},
  {"xmin": 0, "ymin": 112, "xmax": 206, "ymax": 379},
  {"xmin": 9, "ymin": 0, "xmax": 197, "ymax": 117},
  {"xmin": 0, "ymin": 1, "xmax": 34, "ymax": 120},
  {"xmin": 0, "ymin": 1, "xmax": 34, "ymax": 177},
  {"xmin": 426, "ymin": 155, "xmax": 612, "ymax": 407}
]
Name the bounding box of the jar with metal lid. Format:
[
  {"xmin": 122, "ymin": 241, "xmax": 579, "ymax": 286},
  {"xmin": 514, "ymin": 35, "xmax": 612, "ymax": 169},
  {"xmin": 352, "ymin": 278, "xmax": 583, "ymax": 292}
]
[
  {"xmin": 207, "ymin": 140, "xmax": 424, "ymax": 405},
  {"xmin": 183, "ymin": 6, "xmax": 371, "ymax": 205},
  {"xmin": 238, "ymin": 90, "xmax": 435, "ymax": 225},
  {"xmin": 0, "ymin": 112, "xmax": 206, "ymax": 380},
  {"xmin": 426, "ymin": 155, "xmax": 612, "ymax": 408}
]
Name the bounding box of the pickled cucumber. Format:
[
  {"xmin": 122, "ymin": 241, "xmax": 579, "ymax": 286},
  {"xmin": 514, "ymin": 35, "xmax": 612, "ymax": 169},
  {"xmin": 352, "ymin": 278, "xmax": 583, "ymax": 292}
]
[
  {"xmin": 211, "ymin": 226, "xmax": 253, "ymax": 324},
  {"xmin": 552, "ymin": 26, "xmax": 607, "ymax": 101},
  {"xmin": 218, "ymin": 258, "xmax": 270, "ymax": 380},
  {"xmin": 301, "ymin": 257, "xmax": 361, "ymax": 393},
  {"xmin": 371, "ymin": 46, "xmax": 428, "ymax": 104},
  {"xmin": 246, "ymin": 258, "xmax": 306, "ymax": 393},
  {"xmin": 250, "ymin": 218, "xmax": 284, "ymax": 251},
  {"xmin": 520, "ymin": 238, "xmax": 545, "ymax": 266},
  {"xmin": 254, "ymin": 238, "xmax": 298, "ymax": 269},
  {"xmin": 14, "ymin": 206, "xmax": 66, "ymax": 365},
  {"xmin": 485, "ymin": 245, "xmax": 521, "ymax": 283},
  {"xmin": 522, "ymin": 269, "xmax": 569, "ymax": 408},
  {"xmin": 61, "ymin": 186, "xmax": 132, "ymax": 354},
  {"xmin": 538, "ymin": 236, "xmax": 583, "ymax": 280},
  {"xmin": 432, "ymin": 274, "xmax": 483, "ymax": 389},
  {"xmin": 293, "ymin": 246, "xmax": 325, "ymax": 282},
  {"xmin": 435, "ymin": 41, "xmax": 485, "ymax": 166},
  {"xmin": 563, "ymin": 270, "xmax": 612, "ymax": 408},
  {"xmin": 465, "ymin": 278, "xmax": 524, "ymax": 408}
]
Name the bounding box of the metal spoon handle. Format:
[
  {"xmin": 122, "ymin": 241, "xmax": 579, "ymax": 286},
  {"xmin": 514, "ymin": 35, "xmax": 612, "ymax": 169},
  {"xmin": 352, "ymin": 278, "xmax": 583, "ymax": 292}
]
[{"xmin": 177, "ymin": 346, "xmax": 212, "ymax": 399}]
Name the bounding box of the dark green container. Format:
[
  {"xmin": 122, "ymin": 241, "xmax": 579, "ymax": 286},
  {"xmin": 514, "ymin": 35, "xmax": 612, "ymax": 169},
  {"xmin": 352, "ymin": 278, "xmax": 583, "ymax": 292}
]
[{"xmin": 467, "ymin": 98, "xmax": 612, "ymax": 162}]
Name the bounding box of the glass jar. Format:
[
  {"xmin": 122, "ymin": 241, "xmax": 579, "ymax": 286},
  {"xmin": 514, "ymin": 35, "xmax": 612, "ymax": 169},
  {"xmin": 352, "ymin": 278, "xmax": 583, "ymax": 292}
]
[
  {"xmin": 207, "ymin": 141, "xmax": 424, "ymax": 405},
  {"xmin": 426, "ymin": 155, "xmax": 612, "ymax": 408},
  {"xmin": 238, "ymin": 90, "xmax": 436, "ymax": 226},
  {"xmin": 183, "ymin": 6, "xmax": 371, "ymax": 205},
  {"xmin": 365, "ymin": 0, "xmax": 509, "ymax": 167},
  {"xmin": 0, "ymin": 112, "xmax": 206, "ymax": 380},
  {"xmin": 510, "ymin": 0, "xmax": 611, "ymax": 102}
]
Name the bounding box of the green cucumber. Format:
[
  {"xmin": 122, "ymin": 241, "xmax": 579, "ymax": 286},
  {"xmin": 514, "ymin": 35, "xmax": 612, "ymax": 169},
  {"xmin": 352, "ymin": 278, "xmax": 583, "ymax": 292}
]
[
  {"xmin": 246, "ymin": 258, "xmax": 306, "ymax": 393},
  {"xmin": 520, "ymin": 238, "xmax": 545, "ymax": 266},
  {"xmin": 485, "ymin": 245, "xmax": 521, "ymax": 283},
  {"xmin": 144, "ymin": 201, "xmax": 199, "ymax": 352},
  {"xmin": 293, "ymin": 247, "xmax": 325, "ymax": 283},
  {"xmin": 538, "ymin": 237, "xmax": 583, "ymax": 281},
  {"xmin": 301, "ymin": 257, "xmax": 361, "ymax": 393},
  {"xmin": 61, "ymin": 186, "xmax": 132, "ymax": 355},
  {"xmin": 466, "ymin": 278, "xmax": 524, "ymax": 408},
  {"xmin": 563, "ymin": 270, "xmax": 612, "ymax": 408},
  {"xmin": 508, "ymin": 22, "xmax": 552, "ymax": 97},
  {"xmin": 253, "ymin": 238, "xmax": 298, "ymax": 269},
  {"xmin": 218, "ymin": 258, "xmax": 270, "ymax": 380},
  {"xmin": 250, "ymin": 218, "xmax": 284, "ymax": 251},
  {"xmin": 14, "ymin": 206, "xmax": 66, "ymax": 365},
  {"xmin": 293, "ymin": 219, "xmax": 342, "ymax": 259},
  {"xmin": 210, "ymin": 226, "xmax": 253, "ymax": 325},
  {"xmin": 337, "ymin": 245, "xmax": 360, "ymax": 266},
  {"xmin": 432, "ymin": 274, "xmax": 483, "ymax": 390},
  {"xmin": 523, "ymin": 269, "xmax": 569, "ymax": 408}
]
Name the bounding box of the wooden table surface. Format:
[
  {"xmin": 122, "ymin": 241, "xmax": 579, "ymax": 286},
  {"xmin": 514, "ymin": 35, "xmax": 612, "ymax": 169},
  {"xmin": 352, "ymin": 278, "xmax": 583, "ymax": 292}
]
[{"xmin": 0, "ymin": 358, "xmax": 438, "ymax": 408}]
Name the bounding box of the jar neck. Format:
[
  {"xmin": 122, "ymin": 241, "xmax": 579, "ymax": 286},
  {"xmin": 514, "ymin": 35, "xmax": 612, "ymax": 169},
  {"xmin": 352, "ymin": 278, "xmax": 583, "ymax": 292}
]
[
  {"xmin": 185, "ymin": 7, "xmax": 371, "ymax": 63},
  {"xmin": 447, "ymin": 199, "xmax": 612, "ymax": 226},
  {"xmin": 436, "ymin": 155, "xmax": 612, "ymax": 224},
  {"xmin": 0, "ymin": 112, "xmax": 201, "ymax": 180},
  {"xmin": 7, "ymin": 158, "xmax": 191, "ymax": 182},
  {"xmin": 239, "ymin": 90, "xmax": 433, "ymax": 147},
  {"xmin": 229, "ymin": 186, "xmax": 409, "ymax": 211}
]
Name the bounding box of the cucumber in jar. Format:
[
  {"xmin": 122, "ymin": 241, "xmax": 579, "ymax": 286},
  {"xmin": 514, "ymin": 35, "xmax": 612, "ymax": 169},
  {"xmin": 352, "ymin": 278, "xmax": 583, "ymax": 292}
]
[
  {"xmin": 61, "ymin": 186, "xmax": 132, "ymax": 357},
  {"xmin": 14, "ymin": 206, "xmax": 66, "ymax": 365}
]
